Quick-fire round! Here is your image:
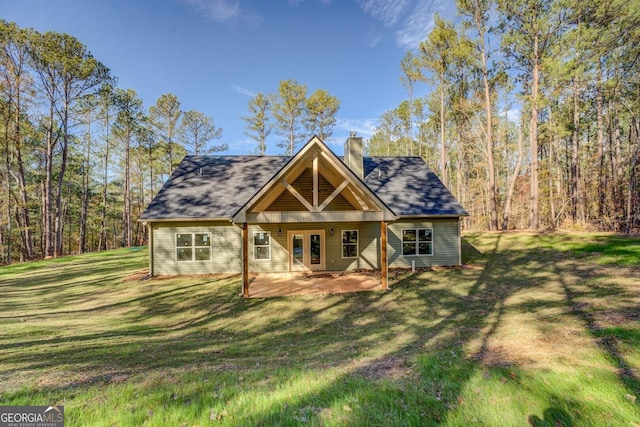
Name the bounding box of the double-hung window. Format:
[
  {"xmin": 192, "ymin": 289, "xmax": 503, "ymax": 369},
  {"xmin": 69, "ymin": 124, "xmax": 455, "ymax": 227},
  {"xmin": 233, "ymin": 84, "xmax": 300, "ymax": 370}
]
[
  {"xmin": 402, "ymin": 228, "xmax": 433, "ymax": 256},
  {"xmin": 342, "ymin": 230, "xmax": 358, "ymax": 258},
  {"xmin": 176, "ymin": 233, "xmax": 211, "ymax": 261},
  {"xmin": 254, "ymin": 232, "xmax": 271, "ymax": 260}
]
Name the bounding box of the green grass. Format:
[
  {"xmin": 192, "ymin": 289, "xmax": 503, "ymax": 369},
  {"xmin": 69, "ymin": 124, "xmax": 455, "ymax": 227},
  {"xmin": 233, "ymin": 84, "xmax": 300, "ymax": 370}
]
[{"xmin": 1, "ymin": 233, "xmax": 639, "ymax": 426}]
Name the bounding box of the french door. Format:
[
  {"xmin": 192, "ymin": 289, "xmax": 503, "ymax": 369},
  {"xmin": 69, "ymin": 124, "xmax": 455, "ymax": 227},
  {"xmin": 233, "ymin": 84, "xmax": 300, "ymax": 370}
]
[{"xmin": 288, "ymin": 230, "xmax": 325, "ymax": 271}]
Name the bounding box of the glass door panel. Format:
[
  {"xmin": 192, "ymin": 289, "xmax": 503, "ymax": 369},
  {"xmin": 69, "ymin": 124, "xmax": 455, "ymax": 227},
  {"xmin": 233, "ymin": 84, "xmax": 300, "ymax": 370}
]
[
  {"xmin": 288, "ymin": 230, "xmax": 325, "ymax": 271},
  {"xmin": 292, "ymin": 233, "xmax": 304, "ymax": 269},
  {"xmin": 310, "ymin": 234, "xmax": 321, "ymax": 265}
]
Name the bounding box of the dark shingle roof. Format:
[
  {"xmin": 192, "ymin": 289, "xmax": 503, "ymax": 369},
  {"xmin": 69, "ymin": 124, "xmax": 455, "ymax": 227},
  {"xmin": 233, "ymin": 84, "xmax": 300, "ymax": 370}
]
[
  {"xmin": 141, "ymin": 155, "xmax": 467, "ymax": 220},
  {"xmin": 363, "ymin": 157, "xmax": 468, "ymax": 217},
  {"xmin": 140, "ymin": 156, "xmax": 290, "ymax": 220}
]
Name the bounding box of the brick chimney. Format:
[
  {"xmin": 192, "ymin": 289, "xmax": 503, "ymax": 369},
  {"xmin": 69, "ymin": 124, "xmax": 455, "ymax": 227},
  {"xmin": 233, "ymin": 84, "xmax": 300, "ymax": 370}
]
[{"xmin": 343, "ymin": 131, "xmax": 363, "ymax": 179}]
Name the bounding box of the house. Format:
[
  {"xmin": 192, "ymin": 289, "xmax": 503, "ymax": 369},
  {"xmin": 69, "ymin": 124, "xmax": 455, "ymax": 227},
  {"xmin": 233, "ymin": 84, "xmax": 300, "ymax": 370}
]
[{"xmin": 140, "ymin": 135, "xmax": 468, "ymax": 296}]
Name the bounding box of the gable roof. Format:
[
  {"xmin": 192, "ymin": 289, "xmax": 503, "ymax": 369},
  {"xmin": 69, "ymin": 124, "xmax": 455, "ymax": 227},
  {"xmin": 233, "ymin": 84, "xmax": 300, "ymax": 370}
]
[
  {"xmin": 232, "ymin": 136, "xmax": 396, "ymax": 222},
  {"xmin": 141, "ymin": 141, "xmax": 467, "ymax": 221}
]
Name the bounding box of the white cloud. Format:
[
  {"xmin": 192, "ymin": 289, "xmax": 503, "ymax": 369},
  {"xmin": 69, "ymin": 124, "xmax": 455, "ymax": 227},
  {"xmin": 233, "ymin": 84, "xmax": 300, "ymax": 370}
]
[
  {"xmin": 396, "ymin": 0, "xmax": 454, "ymax": 49},
  {"xmin": 395, "ymin": 0, "xmax": 440, "ymax": 49},
  {"xmin": 357, "ymin": 0, "xmax": 411, "ymax": 27},
  {"xmin": 366, "ymin": 27, "xmax": 385, "ymax": 47},
  {"xmin": 336, "ymin": 117, "xmax": 378, "ymax": 140},
  {"xmin": 358, "ymin": 0, "xmax": 453, "ymax": 49},
  {"xmin": 232, "ymin": 83, "xmax": 256, "ymax": 97},
  {"xmin": 289, "ymin": 0, "xmax": 336, "ymax": 5},
  {"xmin": 181, "ymin": 0, "xmax": 262, "ymax": 25},
  {"xmin": 182, "ymin": 0, "xmax": 240, "ymax": 22}
]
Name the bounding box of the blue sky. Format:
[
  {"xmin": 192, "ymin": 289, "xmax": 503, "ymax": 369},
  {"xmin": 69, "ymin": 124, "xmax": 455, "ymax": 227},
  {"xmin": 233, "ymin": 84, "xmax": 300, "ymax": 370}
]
[{"xmin": 1, "ymin": 0, "xmax": 454, "ymax": 155}]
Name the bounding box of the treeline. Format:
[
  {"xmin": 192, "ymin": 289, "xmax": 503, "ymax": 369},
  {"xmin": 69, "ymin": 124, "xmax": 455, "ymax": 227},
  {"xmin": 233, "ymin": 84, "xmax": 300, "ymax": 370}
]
[
  {"xmin": 367, "ymin": 0, "xmax": 640, "ymax": 233},
  {"xmin": 0, "ymin": 21, "xmax": 226, "ymax": 263},
  {"xmin": 242, "ymin": 79, "xmax": 340, "ymax": 156},
  {"xmin": 3, "ymin": 0, "xmax": 640, "ymax": 263}
]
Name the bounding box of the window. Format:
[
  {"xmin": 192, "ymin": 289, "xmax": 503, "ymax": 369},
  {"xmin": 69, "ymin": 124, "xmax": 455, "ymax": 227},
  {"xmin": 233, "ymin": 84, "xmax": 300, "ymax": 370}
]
[
  {"xmin": 402, "ymin": 228, "xmax": 433, "ymax": 256},
  {"xmin": 176, "ymin": 233, "xmax": 211, "ymax": 262},
  {"xmin": 254, "ymin": 232, "xmax": 271, "ymax": 260},
  {"xmin": 342, "ymin": 230, "xmax": 358, "ymax": 258}
]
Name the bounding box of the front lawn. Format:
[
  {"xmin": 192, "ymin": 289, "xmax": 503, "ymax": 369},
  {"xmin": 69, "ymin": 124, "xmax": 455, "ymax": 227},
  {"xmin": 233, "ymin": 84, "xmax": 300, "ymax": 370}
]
[{"xmin": 1, "ymin": 233, "xmax": 639, "ymax": 426}]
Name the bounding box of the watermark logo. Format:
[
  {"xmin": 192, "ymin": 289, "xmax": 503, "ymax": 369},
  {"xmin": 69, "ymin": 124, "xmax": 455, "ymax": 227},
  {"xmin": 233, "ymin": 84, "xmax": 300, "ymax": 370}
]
[{"xmin": 0, "ymin": 406, "xmax": 64, "ymax": 427}]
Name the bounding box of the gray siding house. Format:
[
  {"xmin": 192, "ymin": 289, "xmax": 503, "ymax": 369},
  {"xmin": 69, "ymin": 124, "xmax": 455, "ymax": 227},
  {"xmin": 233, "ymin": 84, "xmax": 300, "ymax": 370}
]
[{"xmin": 140, "ymin": 135, "xmax": 468, "ymax": 296}]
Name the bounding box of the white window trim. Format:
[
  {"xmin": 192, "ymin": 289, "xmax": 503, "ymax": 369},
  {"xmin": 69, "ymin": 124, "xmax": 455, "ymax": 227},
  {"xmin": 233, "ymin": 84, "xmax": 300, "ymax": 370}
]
[
  {"xmin": 401, "ymin": 228, "xmax": 434, "ymax": 257},
  {"xmin": 176, "ymin": 232, "xmax": 212, "ymax": 262},
  {"xmin": 253, "ymin": 231, "xmax": 271, "ymax": 261},
  {"xmin": 341, "ymin": 229, "xmax": 359, "ymax": 259}
]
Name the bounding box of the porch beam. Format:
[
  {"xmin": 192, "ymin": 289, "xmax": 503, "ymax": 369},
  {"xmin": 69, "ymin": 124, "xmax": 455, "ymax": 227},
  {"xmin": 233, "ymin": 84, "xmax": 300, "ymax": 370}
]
[
  {"xmin": 381, "ymin": 221, "xmax": 388, "ymax": 290},
  {"xmin": 242, "ymin": 223, "xmax": 249, "ymax": 297},
  {"xmin": 280, "ymin": 178, "xmax": 315, "ymax": 212}
]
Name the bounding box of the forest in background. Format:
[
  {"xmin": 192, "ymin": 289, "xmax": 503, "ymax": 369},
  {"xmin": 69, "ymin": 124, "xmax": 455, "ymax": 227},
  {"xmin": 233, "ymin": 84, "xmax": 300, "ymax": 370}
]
[
  {"xmin": 0, "ymin": 20, "xmax": 340, "ymax": 263},
  {"xmin": 1, "ymin": 0, "xmax": 640, "ymax": 264},
  {"xmin": 366, "ymin": 0, "xmax": 640, "ymax": 233},
  {"xmin": 0, "ymin": 20, "xmax": 230, "ymax": 262}
]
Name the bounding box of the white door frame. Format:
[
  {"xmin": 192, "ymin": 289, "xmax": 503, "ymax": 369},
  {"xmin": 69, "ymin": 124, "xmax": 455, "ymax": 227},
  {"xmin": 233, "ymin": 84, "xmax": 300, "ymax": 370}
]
[{"xmin": 287, "ymin": 230, "xmax": 325, "ymax": 271}]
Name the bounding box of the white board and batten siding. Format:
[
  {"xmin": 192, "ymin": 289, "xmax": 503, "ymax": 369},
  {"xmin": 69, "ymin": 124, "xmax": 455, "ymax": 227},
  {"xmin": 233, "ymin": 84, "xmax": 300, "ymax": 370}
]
[
  {"xmin": 387, "ymin": 218, "xmax": 461, "ymax": 268},
  {"xmin": 151, "ymin": 221, "xmax": 242, "ymax": 275}
]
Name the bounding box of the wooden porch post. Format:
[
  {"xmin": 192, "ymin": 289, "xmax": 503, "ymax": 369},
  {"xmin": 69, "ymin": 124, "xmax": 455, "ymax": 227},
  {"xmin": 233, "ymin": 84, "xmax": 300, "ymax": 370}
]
[
  {"xmin": 381, "ymin": 221, "xmax": 388, "ymax": 290},
  {"xmin": 242, "ymin": 223, "xmax": 249, "ymax": 297}
]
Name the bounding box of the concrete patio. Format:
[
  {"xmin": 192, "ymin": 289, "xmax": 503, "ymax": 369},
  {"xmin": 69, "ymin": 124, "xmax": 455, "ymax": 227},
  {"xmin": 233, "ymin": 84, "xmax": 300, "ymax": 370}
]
[{"xmin": 247, "ymin": 271, "xmax": 384, "ymax": 298}]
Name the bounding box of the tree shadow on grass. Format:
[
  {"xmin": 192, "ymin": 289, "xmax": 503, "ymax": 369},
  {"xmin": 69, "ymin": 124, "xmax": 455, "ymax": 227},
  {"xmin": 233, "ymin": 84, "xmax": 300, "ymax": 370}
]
[
  {"xmin": 528, "ymin": 407, "xmax": 575, "ymax": 427},
  {"xmin": 554, "ymin": 261, "xmax": 640, "ymax": 398},
  {"xmin": 2, "ymin": 234, "xmax": 640, "ymax": 425}
]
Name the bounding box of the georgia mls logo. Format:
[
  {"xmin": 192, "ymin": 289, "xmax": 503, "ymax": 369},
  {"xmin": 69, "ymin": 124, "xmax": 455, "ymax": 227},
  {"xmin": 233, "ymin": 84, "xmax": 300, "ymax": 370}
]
[
  {"xmin": 44, "ymin": 406, "xmax": 63, "ymax": 417},
  {"xmin": 0, "ymin": 405, "xmax": 64, "ymax": 427}
]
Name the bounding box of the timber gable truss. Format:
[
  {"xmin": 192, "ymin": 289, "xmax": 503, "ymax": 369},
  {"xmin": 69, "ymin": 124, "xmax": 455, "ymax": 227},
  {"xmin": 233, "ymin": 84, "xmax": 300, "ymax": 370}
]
[{"xmin": 233, "ymin": 136, "xmax": 396, "ymax": 224}]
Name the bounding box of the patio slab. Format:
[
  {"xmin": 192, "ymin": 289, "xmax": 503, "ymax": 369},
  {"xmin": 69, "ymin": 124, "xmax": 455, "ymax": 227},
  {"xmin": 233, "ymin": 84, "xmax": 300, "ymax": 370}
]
[{"xmin": 248, "ymin": 271, "xmax": 383, "ymax": 298}]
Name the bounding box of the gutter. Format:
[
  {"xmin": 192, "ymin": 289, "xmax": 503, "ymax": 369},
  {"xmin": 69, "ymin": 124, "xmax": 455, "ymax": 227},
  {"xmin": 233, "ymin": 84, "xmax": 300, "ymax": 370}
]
[
  {"xmin": 138, "ymin": 217, "xmax": 233, "ymax": 223},
  {"xmin": 397, "ymin": 214, "xmax": 469, "ymax": 219}
]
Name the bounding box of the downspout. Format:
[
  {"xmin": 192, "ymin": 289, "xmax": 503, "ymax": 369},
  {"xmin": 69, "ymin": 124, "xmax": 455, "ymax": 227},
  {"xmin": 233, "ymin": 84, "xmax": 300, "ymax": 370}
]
[
  {"xmin": 147, "ymin": 222, "xmax": 154, "ymax": 276},
  {"xmin": 242, "ymin": 223, "xmax": 249, "ymax": 297},
  {"xmin": 458, "ymin": 218, "xmax": 462, "ymax": 266},
  {"xmin": 381, "ymin": 221, "xmax": 388, "ymax": 290}
]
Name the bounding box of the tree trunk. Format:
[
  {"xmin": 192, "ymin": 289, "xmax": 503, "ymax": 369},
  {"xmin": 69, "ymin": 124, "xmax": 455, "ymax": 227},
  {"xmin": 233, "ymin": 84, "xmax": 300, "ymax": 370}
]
[
  {"xmin": 480, "ymin": 36, "xmax": 498, "ymax": 231},
  {"xmin": 596, "ymin": 62, "xmax": 606, "ymax": 218},
  {"xmin": 548, "ymin": 129, "xmax": 556, "ymax": 230},
  {"xmin": 626, "ymin": 117, "xmax": 640, "ymax": 233},
  {"xmin": 3, "ymin": 112, "xmax": 13, "ymax": 264},
  {"xmin": 439, "ymin": 76, "xmax": 447, "ymax": 187},
  {"xmin": 99, "ymin": 109, "xmax": 110, "ymax": 252},
  {"xmin": 123, "ymin": 129, "xmax": 131, "ymax": 247},
  {"xmin": 44, "ymin": 107, "xmax": 55, "ymax": 258},
  {"xmin": 79, "ymin": 121, "xmax": 91, "ymax": 254},
  {"xmin": 54, "ymin": 101, "xmax": 71, "ymax": 257},
  {"xmin": 529, "ymin": 36, "xmax": 540, "ymax": 230},
  {"xmin": 570, "ymin": 79, "xmax": 585, "ymax": 224},
  {"xmin": 503, "ymin": 119, "xmax": 524, "ymax": 230},
  {"xmin": 10, "ymin": 88, "xmax": 34, "ymax": 260},
  {"xmin": 613, "ymin": 104, "xmax": 623, "ymax": 216}
]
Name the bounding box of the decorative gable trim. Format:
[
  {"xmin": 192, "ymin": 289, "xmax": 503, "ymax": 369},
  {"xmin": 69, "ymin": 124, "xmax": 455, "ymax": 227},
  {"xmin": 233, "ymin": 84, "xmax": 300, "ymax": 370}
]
[{"xmin": 232, "ymin": 136, "xmax": 396, "ymax": 223}]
